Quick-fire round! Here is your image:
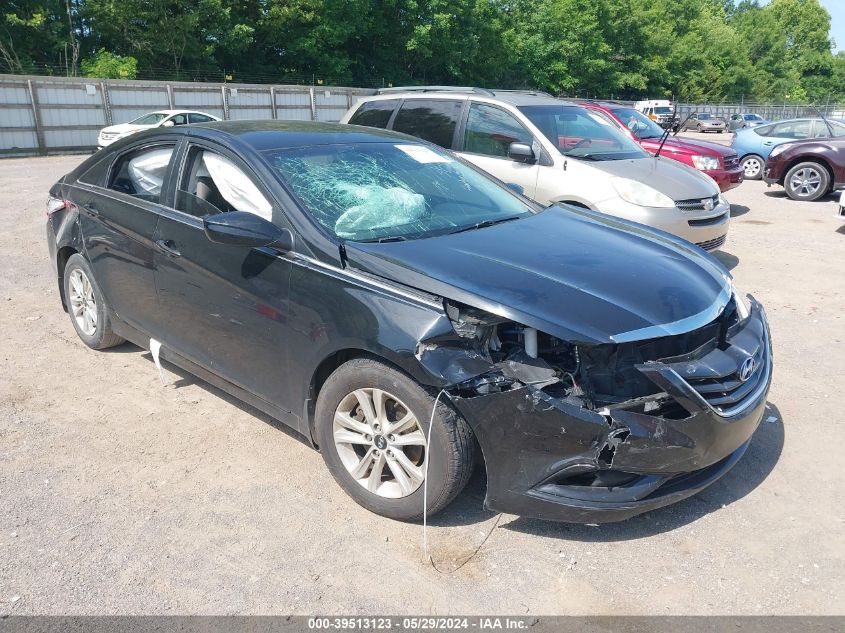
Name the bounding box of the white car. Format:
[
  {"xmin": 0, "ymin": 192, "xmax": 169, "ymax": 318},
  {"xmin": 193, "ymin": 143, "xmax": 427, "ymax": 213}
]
[{"xmin": 97, "ymin": 110, "xmax": 220, "ymax": 148}]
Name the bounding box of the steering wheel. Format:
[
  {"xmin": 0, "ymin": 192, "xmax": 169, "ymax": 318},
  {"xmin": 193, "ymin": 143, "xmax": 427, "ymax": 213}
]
[{"xmin": 569, "ymin": 139, "xmax": 592, "ymax": 150}]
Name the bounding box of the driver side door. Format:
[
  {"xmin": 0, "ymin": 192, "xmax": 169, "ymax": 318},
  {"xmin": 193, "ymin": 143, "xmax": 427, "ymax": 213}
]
[
  {"xmin": 152, "ymin": 140, "xmax": 296, "ymax": 412},
  {"xmin": 456, "ymin": 102, "xmax": 540, "ymax": 199}
]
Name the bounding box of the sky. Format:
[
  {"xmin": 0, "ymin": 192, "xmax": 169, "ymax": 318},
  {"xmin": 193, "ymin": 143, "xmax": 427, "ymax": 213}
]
[{"xmin": 820, "ymin": 0, "xmax": 844, "ymax": 51}]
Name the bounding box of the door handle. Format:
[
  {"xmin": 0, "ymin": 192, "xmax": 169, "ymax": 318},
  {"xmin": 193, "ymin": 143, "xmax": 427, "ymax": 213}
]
[
  {"xmin": 155, "ymin": 239, "xmax": 181, "ymax": 257},
  {"xmin": 762, "ymin": 141, "xmax": 773, "ymax": 146}
]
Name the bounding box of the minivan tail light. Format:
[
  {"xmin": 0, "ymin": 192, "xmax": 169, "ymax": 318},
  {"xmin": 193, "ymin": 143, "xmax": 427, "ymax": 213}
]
[{"xmin": 46, "ymin": 196, "xmax": 67, "ymax": 216}]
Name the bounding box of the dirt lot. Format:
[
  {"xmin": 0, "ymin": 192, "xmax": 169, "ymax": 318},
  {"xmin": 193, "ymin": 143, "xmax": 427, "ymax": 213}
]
[{"xmin": 1, "ymin": 154, "xmax": 844, "ymax": 616}]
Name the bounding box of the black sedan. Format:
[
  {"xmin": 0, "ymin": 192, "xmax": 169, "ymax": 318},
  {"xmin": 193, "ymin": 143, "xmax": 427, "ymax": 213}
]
[{"xmin": 46, "ymin": 121, "xmax": 772, "ymax": 523}]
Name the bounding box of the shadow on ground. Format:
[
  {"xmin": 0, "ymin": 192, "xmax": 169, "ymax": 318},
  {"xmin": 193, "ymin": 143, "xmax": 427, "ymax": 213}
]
[
  {"xmin": 730, "ymin": 204, "xmax": 750, "ymax": 217},
  {"xmin": 712, "ymin": 250, "xmax": 739, "ymax": 270}
]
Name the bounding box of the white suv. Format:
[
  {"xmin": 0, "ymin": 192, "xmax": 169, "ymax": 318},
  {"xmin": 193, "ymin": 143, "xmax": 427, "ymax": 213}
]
[{"xmin": 340, "ymin": 88, "xmax": 730, "ymax": 250}]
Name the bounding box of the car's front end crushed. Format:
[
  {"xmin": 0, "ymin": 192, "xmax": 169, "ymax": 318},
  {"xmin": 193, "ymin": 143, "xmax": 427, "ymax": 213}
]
[{"xmin": 414, "ymin": 292, "xmax": 771, "ymax": 523}]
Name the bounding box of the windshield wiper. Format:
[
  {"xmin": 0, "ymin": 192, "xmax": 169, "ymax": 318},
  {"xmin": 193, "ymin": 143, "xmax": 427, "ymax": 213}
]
[
  {"xmin": 360, "ymin": 235, "xmax": 408, "ymax": 243},
  {"xmin": 561, "ymin": 152, "xmax": 600, "ymax": 160},
  {"xmin": 447, "ymin": 215, "xmax": 522, "ymax": 235}
]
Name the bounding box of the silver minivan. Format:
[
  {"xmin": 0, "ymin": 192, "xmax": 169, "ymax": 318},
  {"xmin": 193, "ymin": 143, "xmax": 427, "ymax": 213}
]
[{"xmin": 341, "ymin": 88, "xmax": 731, "ymax": 250}]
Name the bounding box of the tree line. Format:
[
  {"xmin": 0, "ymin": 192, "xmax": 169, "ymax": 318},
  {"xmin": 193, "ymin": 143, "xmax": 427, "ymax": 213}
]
[{"xmin": 2, "ymin": 0, "xmax": 843, "ymax": 103}]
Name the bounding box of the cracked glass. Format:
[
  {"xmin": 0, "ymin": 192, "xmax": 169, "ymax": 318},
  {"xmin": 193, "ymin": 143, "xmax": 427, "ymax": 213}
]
[{"xmin": 266, "ymin": 142, "xmax": 534, "ymax": 242}]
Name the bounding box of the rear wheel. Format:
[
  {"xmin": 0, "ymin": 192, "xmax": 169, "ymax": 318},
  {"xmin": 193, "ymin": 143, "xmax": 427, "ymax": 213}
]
[
  {"xmin": 63, "ymin": 254, "xmax": 124, "ymax": 349},
  {"xmin": 784, "ymin": 162, "xmax": 830, "ymax": 201},
  {"xmin": 741, "ymin": 154, "xmax": 764, "ymax": 180},
  {"xmin": 315, "ymin": 357, "xmax": 475, "ymax": 521}
]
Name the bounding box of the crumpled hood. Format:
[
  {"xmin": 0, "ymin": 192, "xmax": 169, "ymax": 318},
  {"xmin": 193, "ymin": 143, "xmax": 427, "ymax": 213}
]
[
  {"xmin": 344, "ymin": 207, "xmax": 731, "ymax": 344},
  {"xmin": 588, "ymin": 156, "xmax": 720, "ymax": 200},
  {"xmin": 640, "ymin": 136, "xmax": 735, "ymax": 158}
]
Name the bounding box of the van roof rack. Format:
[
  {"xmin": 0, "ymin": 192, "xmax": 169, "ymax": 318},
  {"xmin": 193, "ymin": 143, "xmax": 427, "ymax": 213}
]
[
  {"xmin": 376, "ymin": 86, "xmax": 495, "ymax": 96},
  {"xmin": 492, "ymin": 89, "xmax": 555, "ymax": 98}
]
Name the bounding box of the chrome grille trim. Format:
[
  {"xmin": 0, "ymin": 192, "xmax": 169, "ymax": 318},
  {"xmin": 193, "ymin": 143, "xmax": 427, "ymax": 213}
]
[
  {"xmin": 676, "ymin": 194, "xmax": 720, "ymax": 212},
  {"xmin": 695, "ymin": 235, "xmax": 727, "ymax": 251}
]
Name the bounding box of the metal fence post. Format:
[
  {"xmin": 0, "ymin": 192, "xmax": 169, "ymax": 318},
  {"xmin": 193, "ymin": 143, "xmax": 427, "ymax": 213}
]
[
  {"xmin": 270, "ymin": 86, "xmax": 277, "ymax": 119},
  {"xmin": 309, "ymin": 87, "xmax": 316, "ymax": 121},
  {"xmin": 221, "ymin": 85, "xmax": 229, "ymax": 120},
  {"xmin": 166, "ymin": 84, "xmax": 174, "ymax": 109},
  {"xmin": 26, "ymin": 79, "xmax": 46, "ymax": 156},
  {"xmin": 100, "ymin": 81, "xmax": 112, "ymax": 125}
]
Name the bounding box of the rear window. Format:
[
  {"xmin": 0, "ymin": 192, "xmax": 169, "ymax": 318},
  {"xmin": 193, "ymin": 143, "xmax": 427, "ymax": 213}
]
[
  {"xmin": 348, "ymin": 99, "xmax": 399, "ymax": 129},
  {"xmin": 392, "ymin": 99, "xmax": 462, "ymax": 148},
  {"xmin": 754, "ymin": 124, "xmax": 774, "ymax": 136}
]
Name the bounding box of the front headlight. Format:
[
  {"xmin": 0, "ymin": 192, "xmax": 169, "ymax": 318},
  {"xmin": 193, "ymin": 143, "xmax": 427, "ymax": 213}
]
[
  {"xmin": 611, "ymin": 177, "xmax": 674, "ymax": 208},
  {"xmin": 731, "ymin": 282, "xmax": 752, "ymax": 321},
  {"xmin": 691, "ymin": 155, "xmax": 720, "ymax": 171},
  {"xmin": 769, "ymin": 143, "xmax": 787, "ymax": 158}
]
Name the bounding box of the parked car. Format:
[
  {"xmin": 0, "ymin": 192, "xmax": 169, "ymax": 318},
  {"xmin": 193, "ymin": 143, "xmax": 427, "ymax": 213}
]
[
  {"xmin": 728, "ymin": 113, "xmax": 769, "ymax": 131},
  {"xmin": 46, "ymin": 120, "xmax": 772, "ymax": 523},
  {"xmin": 731, "ymin": 118, "xmax": 845, "ymax": 180},
  {"xmin": 97, "ymin": 110, "xmax": 219, "ymax": 148},
  {"xmin": 583, "ymin": 102, "xmax": 743, "ymax": 192},
  {"xmin": 634, "ymin": 99, "xmax": 677, "ymax": 129},
  {"xmin": 342, "ymin": 88, "xmax": 731, "ymax": 251},
  {"xmin": 679, "ymin": 113, "xmax": 728, "ymax": 133},
  {"xmin": 763, "ymin": 135, "xmax": 845, "ymax": 201}
]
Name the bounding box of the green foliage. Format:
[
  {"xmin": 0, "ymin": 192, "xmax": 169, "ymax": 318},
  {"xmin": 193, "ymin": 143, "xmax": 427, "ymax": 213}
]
[
  {"xmin": 81, "ymin": 49, "xmax": 137, "ymax": 79},
  {"xmin": 1, "ymin": 0, "xmax": 842, "ymax": 102}
]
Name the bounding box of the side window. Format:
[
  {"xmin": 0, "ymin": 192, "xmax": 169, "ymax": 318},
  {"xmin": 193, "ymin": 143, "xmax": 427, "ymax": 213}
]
[
  {"xmin": 175, "ymin": 147, "xmax": 273, "ymax": 221},
  {"xmin": 169, "ymin": 114, "xmax": 188, "ymax": 126},
  {"xmin": 392, "ymin": 99, "xmax": 462, "ymax": 148},
  {"xmin": 78, "ymin": 155, "xmax": 111, "ymax": 186},
  {"xmin": 188, "ymin": 113, "xmax": 214, "ymax": 124},
  {"xmin": 462, "ymin": 103, "xmax": 533, "ymax": 158},
  {"xmin": 347, "ymin": 99, "xmax": 399, "ymax": 128},
  {"xmin": 107, "ymin": 145, "xmax": 175, "ymax": 203},
  {"xmin": 771, "ymin": 120, "xmax": 812, "ymax": 139},
  {"xmin": 754, "ymin": 124, "xmax": 773, "ymax": 137},
  {"xmin": 810, "ymin": 120, "xmax": 830, "ymax": 138}
]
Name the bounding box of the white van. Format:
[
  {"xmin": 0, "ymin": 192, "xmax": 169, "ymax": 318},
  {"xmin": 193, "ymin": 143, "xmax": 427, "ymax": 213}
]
[
  {"xmin": 634, "ymin": 100, "xmax": 676, "ymax": 128},
  {"xmin": 341, "ymin": 88, "xmax": 730, "ymax": 250}
]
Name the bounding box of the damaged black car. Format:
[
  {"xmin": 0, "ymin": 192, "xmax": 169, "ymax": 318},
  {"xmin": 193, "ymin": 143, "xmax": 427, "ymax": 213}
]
[{"xmin": 46, "ymin": 121, "xmax": 772, "ymax": 523}]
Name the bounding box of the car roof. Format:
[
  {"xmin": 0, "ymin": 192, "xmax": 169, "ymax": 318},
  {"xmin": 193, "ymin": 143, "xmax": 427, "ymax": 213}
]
[
  {"xmin": 362, "ymin": 89, "xmax": 573, "ymax": 107},
  {"xmin": 183, "ymin": 120, "xmax": 421, "ymax": 151},
  {"xmin": 147, "ymin": 109, "xmax": 214, "ymax": 116}
]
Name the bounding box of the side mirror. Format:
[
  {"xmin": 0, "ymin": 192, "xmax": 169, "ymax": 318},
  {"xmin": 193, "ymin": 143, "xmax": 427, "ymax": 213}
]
[
  {"xmin": 161, "ymin": 120, "xmax": 175, "ymax": 127},
  {"xmin": 203, "ymin": 211, "xmax": 294, "ymax": 251},
  {"xmin": 507, "ymin": 142, "xmax": 535, "ymax": 164}
]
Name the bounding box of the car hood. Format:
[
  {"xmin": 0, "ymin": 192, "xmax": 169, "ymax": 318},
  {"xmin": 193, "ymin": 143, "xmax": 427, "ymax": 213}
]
[
  {"xmin": 101, "ymin": 123, "xmax": 152, "ymax": 134},
  {"xmin": 344, "ymin": 207, "xmax": 730, "ymax": 344},
  {"xmin": 639, "ymin": 136, "xmax": 734, "ymax": 158},
  {"xmin": 587, "ymin": 156, "xmax": 719, "ymax": 200}
]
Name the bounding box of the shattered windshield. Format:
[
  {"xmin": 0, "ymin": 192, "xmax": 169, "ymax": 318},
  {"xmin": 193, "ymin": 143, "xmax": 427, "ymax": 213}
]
[
  {"xmin": 611, "ymin": 107, "xmax": 665, "ymax": 139},
  {"xmin": 519, "ymin": 105, "xmax": 648, "ymax": 160},
  {"xmin": 266, "ymin": 142, "xmax": 534, "ymax": 242}
]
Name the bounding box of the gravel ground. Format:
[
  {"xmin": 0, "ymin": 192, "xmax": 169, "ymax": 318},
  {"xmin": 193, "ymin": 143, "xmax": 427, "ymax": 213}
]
[{"xmin": 1, "ymin": 154, "xmax": 843, "ymax": 616}]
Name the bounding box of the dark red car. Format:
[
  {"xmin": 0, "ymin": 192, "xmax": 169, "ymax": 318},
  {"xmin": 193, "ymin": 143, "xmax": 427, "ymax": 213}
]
[
  {"xmin": 583, "ymin": 102, "xmax": 744, "ymax": 193},
  {"xmin": 763, "ymin": 135, "xmax": 845, "ymax": 201}
]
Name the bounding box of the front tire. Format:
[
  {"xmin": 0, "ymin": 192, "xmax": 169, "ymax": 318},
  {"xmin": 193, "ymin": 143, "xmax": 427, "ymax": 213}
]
[
  {"xmin": 315, "ymin": 357, "xmax": 475, "ymax": 521},
  {"xmin": 784, "ymin": 162, "xmax": 830, "ymax": 201},
  {"xmin": 63, "ymin": 253, "xmax": 125, "ymax": 349},
  {"xmin": 741, "ymin": 154, "xmax": 764, "ymax": 180}
]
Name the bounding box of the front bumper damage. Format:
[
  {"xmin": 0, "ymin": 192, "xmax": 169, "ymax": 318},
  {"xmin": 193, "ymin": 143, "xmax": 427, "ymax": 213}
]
[{"xmin": 420, "ymin": 299, "xmax": 772, "ymax": 523}]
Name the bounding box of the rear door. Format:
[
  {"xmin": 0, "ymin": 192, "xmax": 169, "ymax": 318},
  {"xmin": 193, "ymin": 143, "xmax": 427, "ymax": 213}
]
[
  {"xmin": 152, "ymin": 140, "xmax": 296, "ymax": 410},
  {"xmin": 390, "ymin": 98, "xmax": 463, "ymax": 149},
  {"xmin": 455, "ymin": 101, "xmax": 540, "ymax": 199},
  {"xmin": 79, "ymin": 140, "xmax": 178, "ymax": 338}
]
